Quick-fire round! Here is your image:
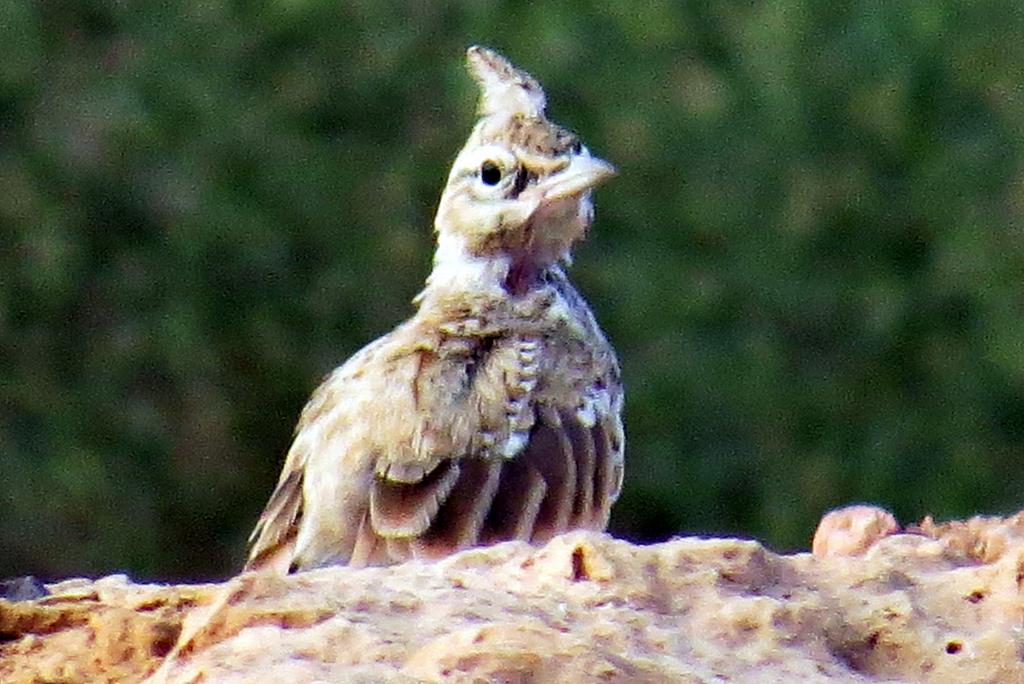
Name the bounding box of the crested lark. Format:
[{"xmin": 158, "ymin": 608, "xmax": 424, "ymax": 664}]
[{"xmin": 246, "ymin": 46, "xmax": 623, "ymax": 572}]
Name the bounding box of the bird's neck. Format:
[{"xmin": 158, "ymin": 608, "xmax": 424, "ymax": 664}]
[{"xmin": 419, "ymin": 231, "xmax": 565, "ymax": 303}]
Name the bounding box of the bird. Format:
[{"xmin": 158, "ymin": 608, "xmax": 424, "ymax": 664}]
[{"xmin": 245, "ymin": 46, "xmax": 624, "ymax": 573}]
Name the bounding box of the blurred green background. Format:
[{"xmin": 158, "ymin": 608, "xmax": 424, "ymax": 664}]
[{"xmin": 2, "ymin": 1, "xmax": 1023, "ymax": 582}]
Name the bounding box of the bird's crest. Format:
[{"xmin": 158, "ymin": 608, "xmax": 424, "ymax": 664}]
[{"xmin": 467, "ymin": 45, "xmax": 547, "ymax": 119}]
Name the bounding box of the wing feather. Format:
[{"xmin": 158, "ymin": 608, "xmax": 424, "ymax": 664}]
[
  {"xmin": 523, "ymin": 405, "xmax": 577, "ymax": 543},
  {"xmin": 411, "ymin": 457, "xmax": 503, "ymax": 559},
  {"xmin": 245, "ymin": 453, "xmax": 306, "ymax": 572},
  {"xmin": 349, "ymin": 509, "xmax": 388, "ymax": 567},
  {"xmin": 481, "ymin": 459, "xmax": 547, "ymax": 543},
  {"xmin": 559, "ymin": 407, "xmax": 597, "ymax": 527},
  {"xmin": 591, "ymin": 414, "xmax": 624, "ymax": 528},
  {"xmin": 369, "ymin": 460, "xmax": 461, "ymax": 537}
]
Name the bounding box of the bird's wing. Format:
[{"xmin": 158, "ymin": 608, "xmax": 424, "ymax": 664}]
[
  {"xmin": 244, "ymin": 442, "xmax": 306, "ymax": 573},
  {"xmin": 364, "ymin": 330, "xmax": 624, "ymax": 564},
  {"xmin": 366, "ymin": 388, "xmax": 624, "ymax": 565}
]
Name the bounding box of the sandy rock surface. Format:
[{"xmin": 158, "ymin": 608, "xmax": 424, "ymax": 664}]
[{"xmin": 3, "ymin": 508, "xmax": 1024, "ymax": 683}]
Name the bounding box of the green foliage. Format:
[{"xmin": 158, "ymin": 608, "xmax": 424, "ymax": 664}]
[{"xmin": 2, "ymin": 1, "xmax": 1022, "ymax": 580}]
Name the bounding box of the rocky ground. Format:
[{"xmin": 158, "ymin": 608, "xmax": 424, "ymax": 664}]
[{"xmin": 2, "ymin": 506, "xmax": 1023, "ymax": 683}]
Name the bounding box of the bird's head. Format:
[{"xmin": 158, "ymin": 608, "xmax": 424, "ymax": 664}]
[{"xmin": 431, "ymin": 46, "xmax": 616, "ymax": 294}]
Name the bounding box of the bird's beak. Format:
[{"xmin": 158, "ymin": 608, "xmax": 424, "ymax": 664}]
[{"xmin": 533, "ymin": 154, "xmax": 617, "ymax": 202}]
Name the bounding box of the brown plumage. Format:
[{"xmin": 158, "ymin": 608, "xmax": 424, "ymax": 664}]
[{"xmin": 245, "ymin": 46, "xmax": 624, "ymax": 573}]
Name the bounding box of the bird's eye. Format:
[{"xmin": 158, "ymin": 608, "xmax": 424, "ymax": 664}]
[{"xmin": 480, "ymin": 161, "xmax": 502, "ymax": 186}]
